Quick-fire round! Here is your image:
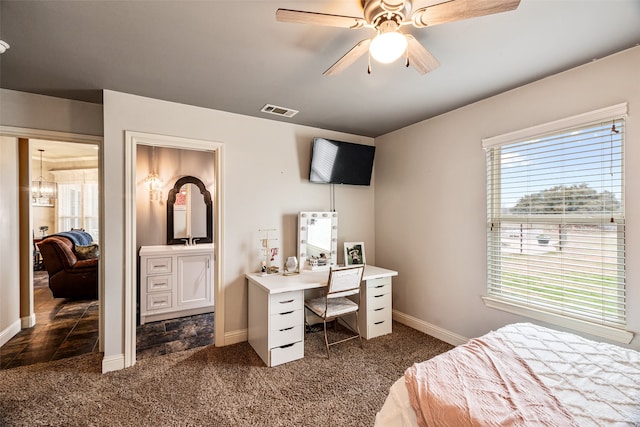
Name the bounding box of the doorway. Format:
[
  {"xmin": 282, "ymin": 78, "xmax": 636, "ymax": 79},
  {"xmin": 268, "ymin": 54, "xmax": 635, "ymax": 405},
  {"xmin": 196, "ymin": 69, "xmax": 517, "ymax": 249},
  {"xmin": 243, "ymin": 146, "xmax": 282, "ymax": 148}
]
[
  {"xmin": 0, "ymin": 130, "xmax": 102, "ymax": 369},
  {"xmin": 124, "ymin": 132, "xmax": 224, "ymax": 366}
]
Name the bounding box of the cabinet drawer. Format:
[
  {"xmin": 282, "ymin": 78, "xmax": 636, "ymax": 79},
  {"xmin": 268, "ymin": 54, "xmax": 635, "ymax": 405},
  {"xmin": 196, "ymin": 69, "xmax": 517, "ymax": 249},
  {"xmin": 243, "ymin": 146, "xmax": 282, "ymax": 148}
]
[
  {"xmin": 367, "ymin": 290, "xmax": 391, "ymax": 308},
  {"xmin": 146, "ymin": 292, "xmax": 172, "ymax": 311},
  {"xmin": 270, "ymin": 292, "xmax": 303, "ymax": 314},
  {"xmin": 270, "ymin": 324, "xmax": 303, "ymax": 349},
  {"xmin": 146, "ymin": 275, "xmax": 172, "ymax": 293},
  {"xmin": 368, "ymin": 318, "xmax": 392, "ymax": 338},
  {"xmin": 146, "ymin": 257, "xmax": 172, "ymax": 275},
  {"xmin": 367, "ymin": 276, "xmax": 391, "ymax": 289},
  {"xmin": 368, "ymin": 305, "xmax": 391, "ymax": 324},
  {"xmin": 269, "ymin": 340, "xmax": 304, "ymax": 367},
  {"xmin": 271, "ymin": 309, "xmax": 301, "ymax": 332}
]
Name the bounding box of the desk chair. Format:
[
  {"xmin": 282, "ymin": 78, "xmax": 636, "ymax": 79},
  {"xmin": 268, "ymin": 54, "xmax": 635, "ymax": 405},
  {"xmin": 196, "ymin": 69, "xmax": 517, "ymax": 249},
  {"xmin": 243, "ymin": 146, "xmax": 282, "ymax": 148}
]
[{"xmin": 304, "ymin": 264, "xmax": 365, "ymax": 358}]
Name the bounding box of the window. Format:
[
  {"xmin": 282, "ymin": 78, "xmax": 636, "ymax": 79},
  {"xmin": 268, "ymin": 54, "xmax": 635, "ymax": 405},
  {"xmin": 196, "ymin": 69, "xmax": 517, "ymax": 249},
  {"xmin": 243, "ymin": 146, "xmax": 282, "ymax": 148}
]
[
  {"xmin": 483, "ymin": 104, "xmax": 631, "ymax": 343},
  {"xmin": 55, "ymin": 169, "xmax": 99, "ymax": 242}
]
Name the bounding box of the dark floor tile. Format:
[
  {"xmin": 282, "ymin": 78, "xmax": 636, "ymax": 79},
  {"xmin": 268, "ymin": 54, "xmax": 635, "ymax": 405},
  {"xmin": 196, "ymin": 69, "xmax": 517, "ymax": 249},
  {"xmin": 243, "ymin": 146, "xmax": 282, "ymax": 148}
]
[
  {"xmin": 164, "ymin": 317, "xmax": 196, "ymax": 331},
  {"xmin": 0, "ymin": 355, "xmax": 16, "ymax": 369},
  {"xmin": 137, "ymin": 321, "xmax": 166, "ymax": 334},
  {"xmin": 55, "ymin": 305, "xmax": 89, "ymax": 320},
  {"xmin": 136, "ymin": 327, "xmax": 183, "ymax": 349},
  {"xmin": 6, "ymin": 348, "xmax": 57, "ymax": 368},
  {"xmin": 0, "ymin": 345, "xmax": 25, "ymax": 368},
  {"xmin": 52, "ymin": 332, "xmax": 99, "ymax": 360},
  {"xmin": 136, "ymin": 344, "xmax": 167, "ymax": 359},
  {"xmin": 72, "ymin": 318, "xmax": 99, "ymax": 334}
]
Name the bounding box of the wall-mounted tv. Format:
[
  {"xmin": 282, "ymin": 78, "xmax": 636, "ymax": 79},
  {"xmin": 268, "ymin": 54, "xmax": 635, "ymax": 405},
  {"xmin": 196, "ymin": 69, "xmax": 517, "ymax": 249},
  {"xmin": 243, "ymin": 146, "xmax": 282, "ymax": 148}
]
[{"xmin": 309, "ymin": 137, "xmax": 376, "ymax": 186}]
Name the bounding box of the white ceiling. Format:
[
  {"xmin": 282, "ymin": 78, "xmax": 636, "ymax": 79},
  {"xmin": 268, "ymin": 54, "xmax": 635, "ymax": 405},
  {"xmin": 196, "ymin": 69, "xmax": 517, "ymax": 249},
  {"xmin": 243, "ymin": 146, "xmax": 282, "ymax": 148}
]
[
  {"xmin": 1, "ymin": 0, "xmax": 639, "ymax": 138},
  {"xmin": 30, "ymin": 139, "xmax": 98, "ymax": 162}
]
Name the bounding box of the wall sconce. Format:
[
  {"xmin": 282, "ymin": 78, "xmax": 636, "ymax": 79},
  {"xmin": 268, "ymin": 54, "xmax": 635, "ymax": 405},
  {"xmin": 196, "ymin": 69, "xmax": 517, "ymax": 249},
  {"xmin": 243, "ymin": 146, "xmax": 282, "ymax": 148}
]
[
  {"xmin": 145, "ymin": 172, "xmax": 162, "ymax": 201},
  {"xmin": 145, "ymin": 147, "xmax": 162, "ymax": 201},
  {"xmin": 32, "ymin": 149, "xmax": 57, "ymax": 203}
]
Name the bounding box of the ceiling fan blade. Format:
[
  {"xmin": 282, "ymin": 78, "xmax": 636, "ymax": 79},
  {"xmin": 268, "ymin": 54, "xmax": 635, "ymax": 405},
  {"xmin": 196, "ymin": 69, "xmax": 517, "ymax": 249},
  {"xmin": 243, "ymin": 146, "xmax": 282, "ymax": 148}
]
[
  {"xmin": 405, "ymin": 35, "xmax": 440, "ymax": 75},
  {"xmin": 412, "ymin": 0, "xmax": 520, "ymax": 28},
  {"xmin": 276, "ymin": 9, "xmax": 366, "ymax": 29},
  {"xmin": 323, "ymin": 39, "xmax": 372, "ymax": 76}
]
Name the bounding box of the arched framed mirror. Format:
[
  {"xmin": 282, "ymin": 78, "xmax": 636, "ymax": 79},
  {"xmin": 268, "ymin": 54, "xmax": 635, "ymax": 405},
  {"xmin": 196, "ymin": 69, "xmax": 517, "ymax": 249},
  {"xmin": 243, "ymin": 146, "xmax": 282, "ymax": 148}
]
[{"xmin": 166, "ymin": 176, "xmax": 213, "ymax": 245}]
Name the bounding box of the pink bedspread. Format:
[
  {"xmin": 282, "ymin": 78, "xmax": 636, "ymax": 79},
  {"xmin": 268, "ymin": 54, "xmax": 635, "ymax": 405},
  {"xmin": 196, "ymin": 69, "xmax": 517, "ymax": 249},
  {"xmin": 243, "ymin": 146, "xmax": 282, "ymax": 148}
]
[{"xmin": 404, "ymin": 332, "xmax": 579, "ymax": 427}]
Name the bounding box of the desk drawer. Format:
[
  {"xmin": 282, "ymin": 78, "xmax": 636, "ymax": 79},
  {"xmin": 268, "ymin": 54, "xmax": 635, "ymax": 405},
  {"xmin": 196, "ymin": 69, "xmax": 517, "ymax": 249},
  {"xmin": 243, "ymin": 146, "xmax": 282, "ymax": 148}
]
[
  {"xmin": 270, "ymin": 291, "xmax": 303, "ymax": 314},
  {"xmin": 146, "ymin": 292, "xmax": 172, "ymax": 311},
  {"xmin": 367, "ymin": 276, "xmax": 391, "ymax": 290},
  {"xmin": 271, "ymin": 309, "xmax": 300, "ymax": 332},
  {"xmin": 270, "ymin": 324, "xmax": 303, "ymax": 349},
  {"xmin": 146, "ymin": 257, "xmax": 172, "ymax": 275},
  {"xmin": 368, "ymin": 317, "xmax": 392, "ymax": 338},
  {"xmin": 368, "ymin": 305, "xmax": 391, "ymax": 324},
  {"xmin": 270, "ymin": 340, "xmax": 304, "ymax": 367},
  {"xmin": 146, "ymin": 275, "xmax": 172, "ymax": 293},
  {"xmin": 367, "ymin": 290, "xmax": 391, "ymax": 308}
]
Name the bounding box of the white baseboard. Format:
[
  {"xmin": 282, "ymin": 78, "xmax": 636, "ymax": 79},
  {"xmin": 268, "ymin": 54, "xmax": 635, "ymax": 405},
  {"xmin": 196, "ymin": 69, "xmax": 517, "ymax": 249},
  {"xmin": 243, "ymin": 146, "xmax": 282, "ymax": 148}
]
[
  {"xmin": 392, "ymin": 310, "xmax": 468, "ymax": 346},
  {"xmin": 224, "ymin": 328, "xmax": 247, "ymax": 346},
  {"xmin": 100, "ymin": 329, "xmax": 248, "ymax": 374},
  {"xmin": 21, "ymin": 313, "xmax": 36, "ymax": 329},
  {"xmin": 98, "ymin": 318, "xmax": 458, "ymax": 374},
  {"xmin": 101, "ymin": 354, "xmax": 125, "ymax": 373},
  {"xmin": 0, "ymin": 319, "xmax": 21, "ymax": 348}
]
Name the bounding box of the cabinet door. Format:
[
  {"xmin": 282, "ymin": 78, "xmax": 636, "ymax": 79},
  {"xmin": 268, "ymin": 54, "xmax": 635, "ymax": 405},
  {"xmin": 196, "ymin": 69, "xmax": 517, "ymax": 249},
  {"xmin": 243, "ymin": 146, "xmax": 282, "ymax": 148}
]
[{"xmin": 176, "ymin": 254, "xmax": 212, "ymax": 309}]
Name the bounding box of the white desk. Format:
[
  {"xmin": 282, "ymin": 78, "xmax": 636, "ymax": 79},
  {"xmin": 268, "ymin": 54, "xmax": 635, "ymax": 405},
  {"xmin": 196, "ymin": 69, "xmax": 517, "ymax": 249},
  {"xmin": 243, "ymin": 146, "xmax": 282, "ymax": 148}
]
[{"xmin": 246, "ymin": 265, "xmax": 398, "ymax": 367}]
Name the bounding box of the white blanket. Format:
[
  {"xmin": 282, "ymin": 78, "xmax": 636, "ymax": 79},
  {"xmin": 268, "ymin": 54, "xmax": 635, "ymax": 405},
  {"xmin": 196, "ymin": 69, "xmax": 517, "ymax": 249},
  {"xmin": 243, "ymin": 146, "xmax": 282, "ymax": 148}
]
[{"xmin": 375, "ymin": 323, "xmax": 640, "ymax": 427}]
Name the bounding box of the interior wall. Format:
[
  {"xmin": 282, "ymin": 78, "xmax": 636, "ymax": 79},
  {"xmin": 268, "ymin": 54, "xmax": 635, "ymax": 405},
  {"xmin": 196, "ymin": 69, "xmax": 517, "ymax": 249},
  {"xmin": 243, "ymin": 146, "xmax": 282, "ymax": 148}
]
[
  {"xmin": 103, "ymin": 90, "xmax": 376, "ymax": 365},
  {"xmin": 374, "ymin": 45, "xmax": 640, "ymax": 349},
  {"xmin": 136, "ymin": 145, "xmax": 215, "ymax": 247},
  {"xmin": 0, "ymin": 136, "xmax": 21, "ymax": 346},
  {"xmin": 0, "ymin": 89, "xmax": 103, "ymax": 136}
]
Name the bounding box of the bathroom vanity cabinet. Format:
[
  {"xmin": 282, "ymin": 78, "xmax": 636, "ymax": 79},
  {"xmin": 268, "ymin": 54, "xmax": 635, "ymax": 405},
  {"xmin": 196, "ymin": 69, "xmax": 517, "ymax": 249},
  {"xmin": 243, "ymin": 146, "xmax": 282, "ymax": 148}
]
[{"xmin": 139, "ymin": 244, "xmax": 214, "ymax": 324}]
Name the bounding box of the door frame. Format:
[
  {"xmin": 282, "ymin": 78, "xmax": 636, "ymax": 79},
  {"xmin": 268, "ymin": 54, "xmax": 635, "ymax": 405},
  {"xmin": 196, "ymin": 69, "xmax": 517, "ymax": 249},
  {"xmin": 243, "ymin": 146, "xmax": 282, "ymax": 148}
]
[
  {"xmin": 0, "ymin": 126, "xmax": 103, "ymax": 348},
  {"xmin": 124, "ymin": 131, "xmax": 224, "ymax": 367}
]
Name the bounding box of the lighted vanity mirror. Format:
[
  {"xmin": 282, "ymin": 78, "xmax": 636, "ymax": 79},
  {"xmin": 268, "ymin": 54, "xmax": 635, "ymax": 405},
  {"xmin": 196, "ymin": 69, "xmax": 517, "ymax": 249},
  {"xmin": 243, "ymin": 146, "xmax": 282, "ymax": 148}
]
[
  {"xmin": 167, "ymin": 176, "xmax": 213, "ymax": 245},
  {"xmin": 298, "ymin": 211, "xmax": 338, "ymax": 270}
]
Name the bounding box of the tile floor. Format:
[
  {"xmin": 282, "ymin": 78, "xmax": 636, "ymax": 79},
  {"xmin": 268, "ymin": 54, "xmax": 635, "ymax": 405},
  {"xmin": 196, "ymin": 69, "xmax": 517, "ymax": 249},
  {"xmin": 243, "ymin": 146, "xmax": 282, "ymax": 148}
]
[
  {"xmin": 0, "ymin": 271, "xmax": 214, "ymax": 370},
  {"xmin": 136, "ymin": 313, "xmax": 214, "ymax": 359}
]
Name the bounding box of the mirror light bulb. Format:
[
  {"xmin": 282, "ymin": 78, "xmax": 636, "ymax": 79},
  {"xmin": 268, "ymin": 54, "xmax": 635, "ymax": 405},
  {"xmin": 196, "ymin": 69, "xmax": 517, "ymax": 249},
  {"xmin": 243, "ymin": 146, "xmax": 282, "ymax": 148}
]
[{"xmin": 369, "ymin": 31, "xmax": 407, "ymax": 64}]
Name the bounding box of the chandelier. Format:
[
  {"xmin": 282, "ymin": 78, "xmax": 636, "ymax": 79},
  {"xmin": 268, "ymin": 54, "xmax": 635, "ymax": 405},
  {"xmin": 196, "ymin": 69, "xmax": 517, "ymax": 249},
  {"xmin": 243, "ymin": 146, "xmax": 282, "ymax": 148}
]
[{"xmin": 32, "ymin": 149, "xmax": 57, "ymax": 201}]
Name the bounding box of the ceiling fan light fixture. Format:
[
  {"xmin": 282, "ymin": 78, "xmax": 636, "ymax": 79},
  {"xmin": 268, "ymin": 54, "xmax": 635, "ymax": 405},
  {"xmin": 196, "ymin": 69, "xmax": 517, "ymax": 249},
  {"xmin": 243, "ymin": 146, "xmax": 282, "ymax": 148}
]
[{"xmin": 369, "ymin": 20, "xmax": 407, "ymax": 64}]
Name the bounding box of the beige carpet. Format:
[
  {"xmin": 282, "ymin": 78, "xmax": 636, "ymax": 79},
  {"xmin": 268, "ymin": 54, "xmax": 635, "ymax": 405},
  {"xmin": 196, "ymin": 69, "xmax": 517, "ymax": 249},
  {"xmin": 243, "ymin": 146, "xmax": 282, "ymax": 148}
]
[{"xmin": 0, "ymin": 322, "xmax": 453, "ymax": 426}]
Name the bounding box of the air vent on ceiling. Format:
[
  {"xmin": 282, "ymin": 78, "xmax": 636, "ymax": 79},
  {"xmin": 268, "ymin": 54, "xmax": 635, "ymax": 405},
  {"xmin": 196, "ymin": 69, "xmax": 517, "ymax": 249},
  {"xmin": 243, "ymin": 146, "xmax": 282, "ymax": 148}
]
[{"xmin": 261, "ymin": 104, "xmax": 299, "ymax": 118}]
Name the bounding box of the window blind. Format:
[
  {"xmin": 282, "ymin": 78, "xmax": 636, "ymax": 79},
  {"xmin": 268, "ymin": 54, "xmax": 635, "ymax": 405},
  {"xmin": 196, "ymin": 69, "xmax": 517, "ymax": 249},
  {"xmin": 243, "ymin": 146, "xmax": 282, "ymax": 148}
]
[
  {"xmin": 57, "ymin": 182, "xmax": 99, "ymax": 242},
  {"xmin": 485, "ymin": 112, "xmax": 627, "ymax": 334}
]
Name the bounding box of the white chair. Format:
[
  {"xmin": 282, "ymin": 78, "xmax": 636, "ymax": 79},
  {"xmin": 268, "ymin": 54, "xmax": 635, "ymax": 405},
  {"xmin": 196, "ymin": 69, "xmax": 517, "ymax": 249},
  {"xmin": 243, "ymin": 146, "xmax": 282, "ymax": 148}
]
[{"xmin": 304, "ymin": 264, "xmax": 365, "ymax": 358}]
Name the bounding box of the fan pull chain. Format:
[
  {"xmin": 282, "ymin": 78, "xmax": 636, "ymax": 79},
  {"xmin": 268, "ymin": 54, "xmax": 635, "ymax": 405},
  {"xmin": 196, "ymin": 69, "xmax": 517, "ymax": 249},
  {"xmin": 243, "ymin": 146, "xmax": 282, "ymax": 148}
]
[{"xmin": 367, "ymin": 52, "xmax": 372, "ymax": 74}]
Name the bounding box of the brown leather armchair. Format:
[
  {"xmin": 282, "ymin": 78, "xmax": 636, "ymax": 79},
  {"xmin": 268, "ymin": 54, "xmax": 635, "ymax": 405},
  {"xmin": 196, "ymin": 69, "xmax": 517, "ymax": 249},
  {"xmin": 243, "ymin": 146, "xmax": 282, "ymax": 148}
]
[{"xmin": 38, "ymin": 236, "xmax": 98, "ymax": 300}]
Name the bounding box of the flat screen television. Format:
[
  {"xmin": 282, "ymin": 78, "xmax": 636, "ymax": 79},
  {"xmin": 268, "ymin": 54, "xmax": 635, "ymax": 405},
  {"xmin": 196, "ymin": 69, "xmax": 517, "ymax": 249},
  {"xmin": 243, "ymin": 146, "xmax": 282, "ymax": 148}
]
[{"xmin": 309, "ymin": 137, "xmax": 376, "ymax": 186}]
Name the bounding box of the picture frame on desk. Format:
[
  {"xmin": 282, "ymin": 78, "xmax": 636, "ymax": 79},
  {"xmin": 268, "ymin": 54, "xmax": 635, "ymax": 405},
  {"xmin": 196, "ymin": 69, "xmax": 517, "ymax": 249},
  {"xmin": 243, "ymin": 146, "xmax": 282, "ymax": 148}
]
[{"xmin": 344, "ymin": 242, "xmax": 365, "ymax": 265}]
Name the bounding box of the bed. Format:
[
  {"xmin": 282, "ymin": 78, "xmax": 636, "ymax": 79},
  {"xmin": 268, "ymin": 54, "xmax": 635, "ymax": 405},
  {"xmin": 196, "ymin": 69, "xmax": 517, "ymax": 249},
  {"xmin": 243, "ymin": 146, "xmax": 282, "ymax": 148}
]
[{"xmin": 375, "ymin": 323, "xmax": 640, "ymax": 426}]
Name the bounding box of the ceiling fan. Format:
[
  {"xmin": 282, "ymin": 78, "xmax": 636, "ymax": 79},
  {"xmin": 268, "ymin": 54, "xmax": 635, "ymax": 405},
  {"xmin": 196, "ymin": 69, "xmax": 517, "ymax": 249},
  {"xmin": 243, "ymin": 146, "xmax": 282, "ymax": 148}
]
[{"xmin": 276, "ymin": 0, "xmax": 521, "ymax": 76}]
